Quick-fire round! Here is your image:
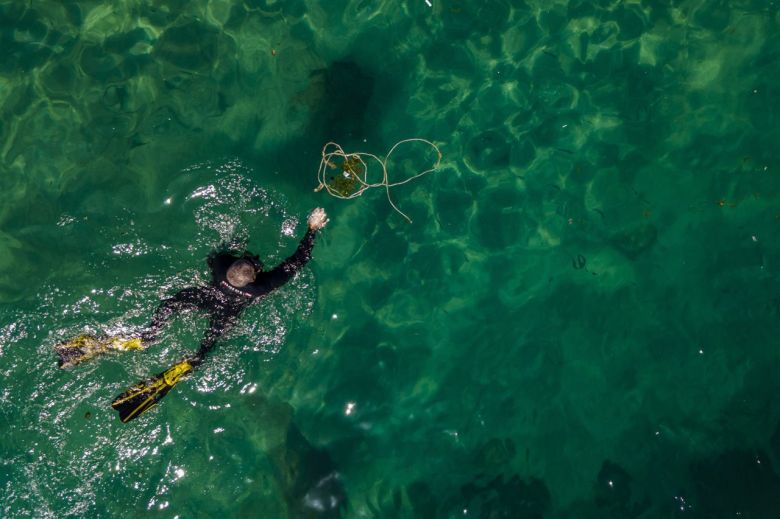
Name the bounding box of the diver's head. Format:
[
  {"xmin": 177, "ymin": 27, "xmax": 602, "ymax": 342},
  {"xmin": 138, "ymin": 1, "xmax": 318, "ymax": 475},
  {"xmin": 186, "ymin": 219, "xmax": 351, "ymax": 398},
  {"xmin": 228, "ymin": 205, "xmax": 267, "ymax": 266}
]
[{"xmin": 226, "ymin": 259, "xmax": 256, "ymax": 287}]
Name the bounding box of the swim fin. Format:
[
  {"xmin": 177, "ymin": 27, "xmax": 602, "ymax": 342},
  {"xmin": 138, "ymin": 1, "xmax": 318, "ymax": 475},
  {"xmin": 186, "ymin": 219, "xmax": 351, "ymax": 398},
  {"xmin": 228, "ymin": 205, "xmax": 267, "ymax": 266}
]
[
  {"xmin": 55, "ymin": 334, "xmax": 144, "ymax": 368},
  {"xmin": 111, "ymin": 360, "xmax": 193, "ymax": 423}
]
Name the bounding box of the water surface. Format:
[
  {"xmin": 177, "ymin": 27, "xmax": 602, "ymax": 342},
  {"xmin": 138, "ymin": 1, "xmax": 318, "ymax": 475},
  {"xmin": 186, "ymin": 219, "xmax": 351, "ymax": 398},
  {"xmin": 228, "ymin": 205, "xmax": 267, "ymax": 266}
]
[{"xmin": 1, "ymin": 0, "xmax": 780, "ymax": 517}]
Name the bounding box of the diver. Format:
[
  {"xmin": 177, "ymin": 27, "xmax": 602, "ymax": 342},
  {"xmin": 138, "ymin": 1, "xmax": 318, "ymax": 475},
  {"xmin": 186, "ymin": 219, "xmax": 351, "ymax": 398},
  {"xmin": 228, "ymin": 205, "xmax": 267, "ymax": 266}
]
[{"xmin": 56, "ymin": 208, "xmax": 329, "ymax": 422}]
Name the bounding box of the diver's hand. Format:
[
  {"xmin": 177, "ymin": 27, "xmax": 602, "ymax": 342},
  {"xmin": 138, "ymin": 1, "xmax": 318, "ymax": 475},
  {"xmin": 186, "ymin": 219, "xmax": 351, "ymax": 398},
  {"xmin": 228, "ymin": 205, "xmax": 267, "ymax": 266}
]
[{"xmin": 308, "ymin": 207, "xmax": 329, "ymax": 231}]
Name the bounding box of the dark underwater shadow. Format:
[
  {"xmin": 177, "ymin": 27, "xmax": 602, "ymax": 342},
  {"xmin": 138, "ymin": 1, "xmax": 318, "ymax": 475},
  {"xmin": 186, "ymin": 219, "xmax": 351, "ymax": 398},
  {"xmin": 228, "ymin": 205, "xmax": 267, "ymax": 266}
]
[
  {"xmin": 246, "ymin": 56, "xmax": 405, "ymax": 196},
  {"xmin": 272, "ymin": 424, "xmax": 347, "ymax": 518},
  {"xmin": 241, "ymin": 394, "xmax": 348, "ymax": 518}
]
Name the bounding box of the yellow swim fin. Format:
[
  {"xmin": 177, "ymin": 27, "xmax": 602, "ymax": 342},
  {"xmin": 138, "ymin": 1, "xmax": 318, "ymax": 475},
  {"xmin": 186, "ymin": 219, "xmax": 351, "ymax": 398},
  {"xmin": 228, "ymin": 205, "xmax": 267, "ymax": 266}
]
[
  {"xmin": 55, "ymin": 334, "xmax": 144, "ymax": 368},
  {"xmin": 111, "ymin": 360, "xmax": 193, "ymax": 423}
]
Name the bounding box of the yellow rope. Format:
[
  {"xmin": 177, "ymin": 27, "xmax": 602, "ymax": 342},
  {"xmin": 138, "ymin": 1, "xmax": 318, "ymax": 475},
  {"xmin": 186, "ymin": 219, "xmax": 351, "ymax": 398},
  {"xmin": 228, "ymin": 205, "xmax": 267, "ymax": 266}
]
[{"xmin": 314, "ymin": 138, "xmax": 442, "ymax": 223}]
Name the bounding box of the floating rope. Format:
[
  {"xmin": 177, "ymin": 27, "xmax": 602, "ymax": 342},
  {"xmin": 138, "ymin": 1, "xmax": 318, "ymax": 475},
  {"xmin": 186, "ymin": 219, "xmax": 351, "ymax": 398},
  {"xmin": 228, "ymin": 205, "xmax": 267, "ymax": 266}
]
[{"xmin": 314, "ymin": 138, "xmax": 442, "ymax": 223}]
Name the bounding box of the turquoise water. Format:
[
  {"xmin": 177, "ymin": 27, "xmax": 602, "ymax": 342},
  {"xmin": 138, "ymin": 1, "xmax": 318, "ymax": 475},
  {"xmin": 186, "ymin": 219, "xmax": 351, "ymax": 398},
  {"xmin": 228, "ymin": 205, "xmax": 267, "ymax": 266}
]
[{"xmin": 1, "ymin": 0, "xmax": 780, "ymax": 516}]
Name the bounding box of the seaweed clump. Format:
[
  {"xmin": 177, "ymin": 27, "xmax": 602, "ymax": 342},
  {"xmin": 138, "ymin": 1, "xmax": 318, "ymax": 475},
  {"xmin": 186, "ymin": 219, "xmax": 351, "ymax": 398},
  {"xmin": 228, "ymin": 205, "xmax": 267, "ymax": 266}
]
[{"xmin": 326, "ymin": 155, "xmax": 364, "ymax": 197}]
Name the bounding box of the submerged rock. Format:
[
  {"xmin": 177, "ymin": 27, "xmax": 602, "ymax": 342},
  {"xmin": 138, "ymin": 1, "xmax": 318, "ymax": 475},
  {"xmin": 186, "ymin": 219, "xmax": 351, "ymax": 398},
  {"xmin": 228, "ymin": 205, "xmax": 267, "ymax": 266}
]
[
  {"xmin": 690, "ymin": 449, "xmax": 780, "ymax": 517},
  {"xmin": 464, "ymin": 129, "xmax": 511, "ymax": 173},
  {"xmin": 154, "ymin": 20, "xmax": 220, "ymax": 71},
  {"xmin": 406, "ymin": 481, "xmax": 437, "ymax": 517},
  {"xmin": 459, "ymin": 474, "xmax": 551, "ymax": 518},
  {"xmin": 595, "ymin": 460, "xmax": 632, "ymax": 510},
  {"xmin": 609, "ymin": 223, "xmax": 657, "ymax": 259},
  {"xmin": 243, "ymin": 394, "xmax": 348, "ymax": 518},
  {"xmin": 277, "ymin": 426, "xmax": 347, "ymax": 518},
  {"xmin": 593, "ymin": 460, "xmax": 650, "ymax": 517},
  {"xmin": 475, "ymin": 438, "xmax": 517, "ymax": 469}
]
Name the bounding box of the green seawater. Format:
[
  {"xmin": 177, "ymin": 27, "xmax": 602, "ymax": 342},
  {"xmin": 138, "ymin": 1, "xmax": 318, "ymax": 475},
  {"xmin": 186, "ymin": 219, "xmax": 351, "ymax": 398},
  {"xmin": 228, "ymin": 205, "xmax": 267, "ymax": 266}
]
[{"xmin": 1, "ymin": 0, "xmax": 779, "ymax": 517}]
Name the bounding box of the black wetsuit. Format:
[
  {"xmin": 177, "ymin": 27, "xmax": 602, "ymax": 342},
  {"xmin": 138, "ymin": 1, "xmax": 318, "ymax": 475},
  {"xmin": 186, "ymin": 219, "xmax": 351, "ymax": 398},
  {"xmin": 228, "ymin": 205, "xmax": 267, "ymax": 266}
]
[{"xmin": 140, "ymin": 229, "xmax": 317, "ymax": 365}]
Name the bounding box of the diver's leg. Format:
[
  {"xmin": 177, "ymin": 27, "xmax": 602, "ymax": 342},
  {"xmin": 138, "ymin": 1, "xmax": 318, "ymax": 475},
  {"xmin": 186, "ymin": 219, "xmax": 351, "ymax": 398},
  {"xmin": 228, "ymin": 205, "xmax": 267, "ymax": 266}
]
[
  {"xmin": 140, "ymin": 287, "xmax": 205, "ymax": 345},
  {"xmin": 191, "ymin": 307, "xmax": 241, "ymax": 366},
  {"xmin": 56, "ymin": 288, "xmax": 206, "ymax": 368}
]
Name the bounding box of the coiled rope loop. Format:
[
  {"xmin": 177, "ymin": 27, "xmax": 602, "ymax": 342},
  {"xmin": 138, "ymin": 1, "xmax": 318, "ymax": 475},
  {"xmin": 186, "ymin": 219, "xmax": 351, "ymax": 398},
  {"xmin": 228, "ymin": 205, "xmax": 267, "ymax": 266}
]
[{"xmin": 315, "ymin": 138, "xmax": 442, "ymax": 223}]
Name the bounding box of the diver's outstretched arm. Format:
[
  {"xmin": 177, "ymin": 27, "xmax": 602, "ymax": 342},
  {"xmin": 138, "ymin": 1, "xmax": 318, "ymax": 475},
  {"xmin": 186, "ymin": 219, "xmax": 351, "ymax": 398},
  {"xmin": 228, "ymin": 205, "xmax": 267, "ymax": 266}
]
[{"xmin": 251, "ymin": 208, "xmax": 329, "ymax": 293}]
